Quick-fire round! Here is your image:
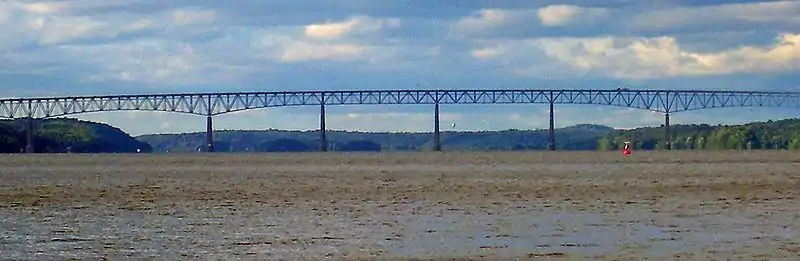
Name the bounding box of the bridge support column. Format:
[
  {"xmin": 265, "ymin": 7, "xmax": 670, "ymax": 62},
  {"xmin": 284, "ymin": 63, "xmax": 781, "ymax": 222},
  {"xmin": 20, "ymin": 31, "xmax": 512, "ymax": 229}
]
[
  {"xmin": 320, "ymin": 102, "xmax": 327, "ymax": 152},
  {"xmin": 434, "ymin": 102, "xmax": 441, "ymax": 151},
  {"xmin": 25, "ymin": 118, "xmax": 35, "ymax": 153},
  {"xmin": 205, "ymin": 115, "xmax": 214, "ymax": 152},
  {"xmin": 664, "ymin": 112, "xmax": 671, "ymax": 150},
  {"xmin": 548, "ymin": 98, "xmax": 556, "ymax": 151}
]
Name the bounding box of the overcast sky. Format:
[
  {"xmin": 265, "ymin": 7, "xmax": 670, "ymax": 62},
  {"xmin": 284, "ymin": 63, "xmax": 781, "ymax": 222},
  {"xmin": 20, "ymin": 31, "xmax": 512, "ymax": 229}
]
[{"xmin": 1, "ymin": 0, "xmax": 799, "ymax": 135}]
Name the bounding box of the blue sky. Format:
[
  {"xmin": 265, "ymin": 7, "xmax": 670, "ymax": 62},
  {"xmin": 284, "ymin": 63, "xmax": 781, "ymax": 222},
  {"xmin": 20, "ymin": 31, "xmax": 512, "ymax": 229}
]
[{"xmin": 1, "ymin": 0, "xmax": 799, "ymax": 136}]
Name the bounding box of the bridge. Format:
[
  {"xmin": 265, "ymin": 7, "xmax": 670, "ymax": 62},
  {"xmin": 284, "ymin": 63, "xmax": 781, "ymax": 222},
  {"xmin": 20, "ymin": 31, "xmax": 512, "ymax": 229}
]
[{"xmin": 2, "ymin": 88, "xmax": 799, "ymax": 153}]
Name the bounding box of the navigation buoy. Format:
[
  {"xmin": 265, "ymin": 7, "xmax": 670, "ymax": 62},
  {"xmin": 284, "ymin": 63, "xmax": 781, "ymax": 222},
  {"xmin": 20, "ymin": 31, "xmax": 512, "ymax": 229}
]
[{"xmin": 622, "ymin": 141, "xmax": 632, "ymax": 156}]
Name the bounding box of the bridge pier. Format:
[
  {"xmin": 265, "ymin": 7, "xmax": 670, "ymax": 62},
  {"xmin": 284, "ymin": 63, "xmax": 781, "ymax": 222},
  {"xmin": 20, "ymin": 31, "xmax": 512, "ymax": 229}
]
[
  {"xmin": 434, "ymin": 102, "xmax": 441, "ymax": 151},
  {"xmin": 664, "ymin": 112, "xmax": 671, "ymax": 150},
  {"xmin": 25, "ymin": 118, "xmax": 35, "ymax": 153},
  {"xmin": 320, "ymin": 102, "xmax": 327, "ymax": 151},
  {"xmin": 205, "ymin": 115, "xmax": 214, "ymax": 152},
  {"xmin": 549, "ymin": 100, "xmax": 555, "ymax": 151}
]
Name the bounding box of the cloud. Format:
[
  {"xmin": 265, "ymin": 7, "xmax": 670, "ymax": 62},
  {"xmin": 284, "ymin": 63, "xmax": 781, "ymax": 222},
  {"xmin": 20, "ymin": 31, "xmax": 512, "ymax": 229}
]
[
  {"xmin": 471, "ymin": 47, "xmax": 502, "ymax": 59},
  {"xmin": 1, "ymin": 0, "xmax": 799, "ymax": 134},
  {"xmin": 57, "ymin": 39, "xmax": 252, "ymax": 84},
  {"xmin": 536, "ymin": 5, "xmax": 609, "ymax": 27},
  {"xmin": 0, "ymin": 2, "xmax": 420, "ymax": 86},
  {"xmin": 280, "ymin": 42, "xmax": 365, "ymax": 62},
  {"xmin": 449, "ymin": 1, "xmax": 799, "ymax": 39},
  {"xmin": 252, "ymin": 30, "xmax": 414, "ymax": 65},
  {"xmin": 11, "ymin": 0, "xmax": 131, "ymax": 15},
  {"xmin": 631, "ymin": 1, "xmax": 800, "ymax": 33},
  {"xmin": 304, "ymin": 15, "xmax": 400, "ymax": 39},
  {"xmin": 450, "ymin": 4, "xmax": 611, "ymax": 38},
  {"xmin": 472, "ymin": 33, "xmax": 800, "ymax": 79},
  {"xmin": 452, "ymin": 9, "xmax": 511, "ymax": 34},
  {"xmin": 171, "ymin": 8, "xmax": 218, "ymax": 26},
  {"xmin": 13, "ymin": 1, "xmax": 67, "ymax": 14}
]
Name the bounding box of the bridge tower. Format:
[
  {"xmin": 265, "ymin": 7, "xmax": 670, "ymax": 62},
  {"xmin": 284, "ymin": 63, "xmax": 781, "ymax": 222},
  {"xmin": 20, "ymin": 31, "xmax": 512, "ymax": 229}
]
[
  {"xmin": 548, "ymin": 92, "xmax": 556, "ymax": 151},
  {"xmin": 320, "ymin": 96, "xmax": 327, "ymax": 152},
  {"xmin": 664, "ymin": 112, "xmax": 671, "ymax": 150},
  {"xmin": 205, "ymin": 115, "xmax": 214, "ymax": 152},
  {"xmin": 434, "ymin": 102, "xmax": 441, "ymax": 151},
  {"xmin": 24, "ymin": 117, "xmax": 35, "ymax": 153}
]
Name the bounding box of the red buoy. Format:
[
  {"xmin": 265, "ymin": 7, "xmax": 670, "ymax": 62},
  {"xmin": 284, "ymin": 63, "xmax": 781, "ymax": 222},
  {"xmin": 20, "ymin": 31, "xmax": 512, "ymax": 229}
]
[{"xmin": 622, "ymin": 141, "xmax": 632, "ymax": 155}]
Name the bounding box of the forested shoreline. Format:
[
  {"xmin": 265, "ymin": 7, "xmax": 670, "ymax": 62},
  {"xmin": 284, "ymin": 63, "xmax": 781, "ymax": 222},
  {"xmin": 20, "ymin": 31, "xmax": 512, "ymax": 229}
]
[{"xmin": 3, "ymin": 117, "xmax": 800, "ymax": 153}]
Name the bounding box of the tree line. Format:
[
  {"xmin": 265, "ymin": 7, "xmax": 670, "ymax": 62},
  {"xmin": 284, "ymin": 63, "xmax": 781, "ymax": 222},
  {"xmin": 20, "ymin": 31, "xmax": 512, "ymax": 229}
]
[
  {"xmin": 0, "ymin": 118, "xmax": 151, "ymax": 153},
  {"xmin": 3, "ymin": 117, "xmax": 800, "ymax": 153},
  {"xmin": 598, "ymin": 118, "xmax": 800, "ymax": 150}
]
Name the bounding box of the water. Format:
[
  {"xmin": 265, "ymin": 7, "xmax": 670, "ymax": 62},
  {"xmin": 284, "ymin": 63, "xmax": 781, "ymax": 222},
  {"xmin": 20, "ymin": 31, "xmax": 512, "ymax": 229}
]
[
  {"xmin": 1, "ymin": 152, "xmax": 798, "ymax": 259},
  {"xmin": 1, "ymin": 199, "xmax": 796, "ymax": 259}
]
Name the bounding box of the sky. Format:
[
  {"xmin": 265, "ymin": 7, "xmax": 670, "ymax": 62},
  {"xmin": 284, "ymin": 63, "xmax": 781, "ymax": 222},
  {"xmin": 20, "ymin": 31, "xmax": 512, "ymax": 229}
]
[{"xmin": 1, "ymin": 0, "xmax": 799, "ymax": 136}]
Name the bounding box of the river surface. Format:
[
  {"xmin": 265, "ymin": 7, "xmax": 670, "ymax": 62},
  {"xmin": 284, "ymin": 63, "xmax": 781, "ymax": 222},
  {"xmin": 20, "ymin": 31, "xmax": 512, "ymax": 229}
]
[{"xmin": 0, "ymin": 152, "xmax": 798, "ymax": 260}]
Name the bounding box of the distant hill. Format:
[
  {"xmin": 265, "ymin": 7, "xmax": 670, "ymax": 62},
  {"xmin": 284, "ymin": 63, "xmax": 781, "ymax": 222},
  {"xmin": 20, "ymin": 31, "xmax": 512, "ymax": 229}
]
[
  {"xmin": 599, "ymin": 118, "xmax": 800, "ymax": 150},
  {"xmin": 137, "ymin": 118, "xmax": 800, "ymax": 153},
  {"xmin": 135, "ymin": 124, "xmax": 617, "ymax": 153},
  {"xmin": 0, "ymin": 118, "xmax": 152, "ymax": 153},
  {"xmin": 5, "ymin": 116, "xmax": 798, "ymax": 154}
]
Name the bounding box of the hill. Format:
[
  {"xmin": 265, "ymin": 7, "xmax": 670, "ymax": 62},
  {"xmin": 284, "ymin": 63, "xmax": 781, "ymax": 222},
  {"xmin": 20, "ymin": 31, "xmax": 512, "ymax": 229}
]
[
  {"xmin": 599, "ymin": 118, "xmax": 800, "ymax": 150},
  {"xmin": 137, "ymin": 118, "xmax": 800, "ymax": 153},
  {"xmin": 0, "ymin": 118, "xmax": 152, "ymax": 153},
  {"xmin": 5, "ymin": 117, "xmax": 799, "ymax": 154},
  {"xmin": 136, "ymin": 124, "xmax": 617, "ymax": 153}
]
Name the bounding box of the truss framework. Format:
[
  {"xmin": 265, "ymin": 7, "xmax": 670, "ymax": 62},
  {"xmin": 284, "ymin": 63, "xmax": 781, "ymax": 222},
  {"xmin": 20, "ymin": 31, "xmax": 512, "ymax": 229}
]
[{"xmin": 1, "ymin": 89, "xmax": 799, "ymax": 119}]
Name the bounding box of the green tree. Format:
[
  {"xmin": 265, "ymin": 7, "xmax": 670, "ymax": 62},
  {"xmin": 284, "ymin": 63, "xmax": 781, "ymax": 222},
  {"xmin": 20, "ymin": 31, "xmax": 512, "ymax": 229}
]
[
  {"xmin": 788, "ymin": 133, "xmax": 800, "ymax": 150},
  {"xmin": 684, "ymin": 136, "xmax": 694, "ymax": 150},
  {"xmin": 771, "ymin": 135, "xmax": 785, "ymax": 149},
  {"xmin": 596, "ymin": 137, "xmax": 612, "ymax": 151},
  {"xmin": 696, "ymin": 136, "xmax": 706, "ymax": 150}
]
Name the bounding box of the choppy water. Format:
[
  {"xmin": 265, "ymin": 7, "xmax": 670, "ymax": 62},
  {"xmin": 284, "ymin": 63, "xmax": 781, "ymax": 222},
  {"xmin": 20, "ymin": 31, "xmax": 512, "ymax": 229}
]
[{"xmin": 1, "ymin": 199, "xmax": 797, "ymax": 260}]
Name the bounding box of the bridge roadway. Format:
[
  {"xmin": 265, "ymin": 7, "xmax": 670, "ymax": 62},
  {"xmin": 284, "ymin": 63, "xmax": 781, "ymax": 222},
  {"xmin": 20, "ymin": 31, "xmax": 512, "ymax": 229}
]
[{"xmin": 2, "ymin": 88, "xmax": 799, "ymax": 153}]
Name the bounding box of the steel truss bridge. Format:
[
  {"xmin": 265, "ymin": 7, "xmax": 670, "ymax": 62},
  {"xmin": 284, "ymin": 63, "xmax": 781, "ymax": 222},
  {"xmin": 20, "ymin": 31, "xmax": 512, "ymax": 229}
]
[{"xmin": 2, "ymin": 88, "xmax": 799, "ymax": 153}]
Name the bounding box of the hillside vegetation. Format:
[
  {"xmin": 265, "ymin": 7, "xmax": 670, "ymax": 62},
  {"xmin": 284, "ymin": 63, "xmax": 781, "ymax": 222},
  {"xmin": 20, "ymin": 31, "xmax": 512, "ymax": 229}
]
[
  {"xmin": 0, "ymin": 118, "xmax": 152, "ymax": 153},
  {"xmin": 4, "ymin": 117, "xmax": 800, "ymax": 154},
  {"xmin": 135, "ymin": 118, "xmax": 800, "ymax": 152},
  {"xmin": 136, "ymin": 124, "xmax": 615, "ymax": 152},
  {"xmin": 599, "ymin": 118, "xmax": 800, "ymax": 150}
]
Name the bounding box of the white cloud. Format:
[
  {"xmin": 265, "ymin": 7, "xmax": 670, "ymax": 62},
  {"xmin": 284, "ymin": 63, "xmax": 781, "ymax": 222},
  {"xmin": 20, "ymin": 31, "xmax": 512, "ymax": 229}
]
[
  {"xmin": 14, "ymin": 1, "xmax": 67, "ymax": 14},
  {"xmin": 0, "ymin": 2, "xmax": 418, "ymax": 85},
  {"xmin": 253, "ymin": 31, "xmax": 395, "ymax": 63},
  {"xmin": 171, "ymin": 9, "xmax": 218, "ymax": 26},
  {"xmin": 452, "ymin": 9, "xmax": 510, "ymax": 34},
  {"xmin": 57, "ymin": 38, "xmax": 258, "ymax": 85},
  {"xmin": 473, "ymin": 33, "xmax": 800, "ymax": 79},
  {"xmin": 27, "ymin": 16, "xmax": 140, "ymax": 45},
  {"xmin": 11, "ymin": 0, "xmax": 130, "ymax": 15},
  {"xmin": 471, "ymin": 47, "xmax": 502, "ymax": 59},
  {"xmin": 0, "ymin": 0, "xmax": 798, "ymax": 136},
  {"xmin": 0, "ymin": 3, "xmax": 218, "ymax": 47},
  {"xmin": 280, "ymin": 42, "xmax": 365, "ymax": 62},
  {"xmin": 631, "ymin": 1, "xmax": 800, "ymax": 31},
  {"xmin": 261, "ymin": 15, "xmax": 407, "ymax": 62},
  {"xmin": 536, "ymin": 5, "xmax": 609, "ymax": 27},
  {"xmin": 452, "ymin": 5, "xmax": 609, "ymax": 36},
  {"xmin": 304, "ymin": 15, "xmax": 400, "ymax": 39}
]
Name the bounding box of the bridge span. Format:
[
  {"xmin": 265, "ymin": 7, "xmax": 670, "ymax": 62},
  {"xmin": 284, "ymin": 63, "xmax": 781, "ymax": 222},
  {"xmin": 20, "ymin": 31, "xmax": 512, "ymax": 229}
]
[{"xmin": 2, "ymin": 88, "xmax": 799, "ymax": 153}]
